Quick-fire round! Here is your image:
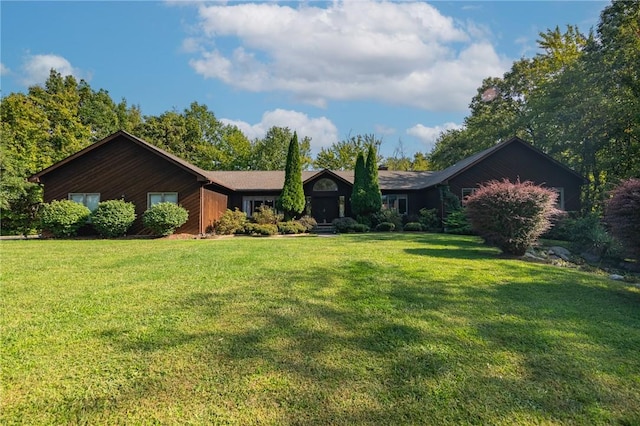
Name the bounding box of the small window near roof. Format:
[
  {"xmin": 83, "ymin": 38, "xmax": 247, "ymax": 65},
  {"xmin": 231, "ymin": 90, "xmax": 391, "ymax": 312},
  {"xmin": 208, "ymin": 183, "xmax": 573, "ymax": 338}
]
[
  {"xmin": 148, "ymin": 192, "xmax": 178, "ymax": 208},
  {"xmin": 461, "ymin": 188, "xmax": 476, "ymax": 199},
  {"xmin": 313, "ymin": 178, "xmax": 338, "ymax": 192},
  {"xmin": 69, "ymin": 193, "xmax": 100, "ymax": 212},
  {"xmin": 552, "ymin": 187, "xmax": 565, "ymax": 210}
]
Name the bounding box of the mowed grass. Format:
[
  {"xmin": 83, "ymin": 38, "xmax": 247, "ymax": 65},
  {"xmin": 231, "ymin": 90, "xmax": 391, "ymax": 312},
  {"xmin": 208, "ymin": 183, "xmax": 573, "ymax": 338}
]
[{"xmin": 1, "ymin": 234, "xmax": 639, "ymax": 425}]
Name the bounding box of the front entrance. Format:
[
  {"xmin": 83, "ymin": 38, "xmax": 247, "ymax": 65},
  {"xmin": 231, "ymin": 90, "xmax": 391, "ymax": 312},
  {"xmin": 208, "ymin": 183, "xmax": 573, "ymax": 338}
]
[{"xmin": 311, "ymin": 196, "xmax": 340, "ymax": 224}]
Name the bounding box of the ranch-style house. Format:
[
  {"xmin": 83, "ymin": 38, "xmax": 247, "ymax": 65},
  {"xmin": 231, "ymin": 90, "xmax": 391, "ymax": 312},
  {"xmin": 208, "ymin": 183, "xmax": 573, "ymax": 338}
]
[{"xmin": 29, "ymin": 130, "xmax": 585, "ymax": 234}]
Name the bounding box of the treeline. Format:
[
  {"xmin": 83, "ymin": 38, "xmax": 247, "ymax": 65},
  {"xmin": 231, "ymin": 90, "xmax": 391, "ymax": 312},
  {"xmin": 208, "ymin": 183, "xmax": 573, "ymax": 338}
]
[{"xmin": 429, "ymin": 1, "xmax": 639, "ymax": 211}]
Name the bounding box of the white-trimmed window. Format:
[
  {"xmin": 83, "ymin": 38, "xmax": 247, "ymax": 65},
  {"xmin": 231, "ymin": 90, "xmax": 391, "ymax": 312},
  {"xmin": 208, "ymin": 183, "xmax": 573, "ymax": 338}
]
[
  {"xmin": 242, "ymin": 196, "xmax": 277, "ymax": 217},
  {"xmin": 552, "ymin": 187, "xmax": 565, "ymax": 210},
  {"xmin": 461, "ymin": 188, "xmax": 477, "ymax": 199},
  {"xmin": 148, "ymin": 192, "xmax": 178, "ymax": 208},
  {"xmin": 69, "ymin": 193, "xmax": 100, "ymax": 212},
  {"xmin": 382, "ymin": 194, "xmax": 408, "ymax": 215}
]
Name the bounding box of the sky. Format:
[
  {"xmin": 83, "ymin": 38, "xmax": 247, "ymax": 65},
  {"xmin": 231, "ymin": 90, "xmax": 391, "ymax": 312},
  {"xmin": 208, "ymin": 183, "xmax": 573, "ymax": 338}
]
[{"xmin": 1, "ymin": 0, "xmax": 607, "ymax": 157}]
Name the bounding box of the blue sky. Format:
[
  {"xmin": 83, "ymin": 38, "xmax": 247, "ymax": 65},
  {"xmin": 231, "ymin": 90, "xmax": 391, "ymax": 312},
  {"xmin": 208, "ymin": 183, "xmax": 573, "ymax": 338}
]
[{"xmin": 1, "ymin": 1, "xmax": 606, "ymax": 157}]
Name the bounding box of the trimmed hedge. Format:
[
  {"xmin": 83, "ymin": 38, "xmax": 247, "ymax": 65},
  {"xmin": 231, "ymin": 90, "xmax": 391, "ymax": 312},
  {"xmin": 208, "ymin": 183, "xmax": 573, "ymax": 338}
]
[
  {"xmin": 40, "ymin": 199, "xmax": 91, "ymax": 238},
  {"xmin": 91, "ymin": 200, "xmax": 136, "ymax": 238},
  {"xmin": 277, "ymin": 221, "xmax": 307, "ymax": 235},
  {"xmin": 403, "ymin": 222, "xmax": 423, "ymax": 232},
  {"xmin": 375, "ymin": 222, "xmax": 395, "ymax": 232},
  {"xmin": 143, "ymin": 202, "xmax": 189, "ymax": 236},
  {"xmin": 245, "ymin": 223, "xmax": 279, "ymax": 236}
]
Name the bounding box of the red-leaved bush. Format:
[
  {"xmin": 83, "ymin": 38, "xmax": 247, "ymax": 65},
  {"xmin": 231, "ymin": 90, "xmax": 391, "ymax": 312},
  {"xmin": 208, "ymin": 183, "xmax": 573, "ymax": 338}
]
[
  {"xmin": 464, "ymin": 179, "xmax": 559, "ymax": 256},
  {"xmin": 605, "ymin": 178, "xmax": 640, "ymax": 259}
]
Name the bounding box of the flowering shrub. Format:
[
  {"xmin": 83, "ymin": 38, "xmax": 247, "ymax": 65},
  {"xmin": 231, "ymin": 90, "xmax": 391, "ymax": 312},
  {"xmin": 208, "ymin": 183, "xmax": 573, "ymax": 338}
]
[{"xmin": 464, "ymin": 179, "xmax": 559, "ymax": 255}]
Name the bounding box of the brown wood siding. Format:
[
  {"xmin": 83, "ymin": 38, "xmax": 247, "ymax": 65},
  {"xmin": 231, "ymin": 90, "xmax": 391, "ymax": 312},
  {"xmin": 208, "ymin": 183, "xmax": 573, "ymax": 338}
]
[
  {"xmin": 38, "ymin": 135, "xmax": 204, "ymax": 234},
  {"xmin": 201, "ymin": 188, "xmax": 228, "ymax": 232},
  {"xmin": 447, "ymin": 142, "xmax": 583, "ymax": 211}
]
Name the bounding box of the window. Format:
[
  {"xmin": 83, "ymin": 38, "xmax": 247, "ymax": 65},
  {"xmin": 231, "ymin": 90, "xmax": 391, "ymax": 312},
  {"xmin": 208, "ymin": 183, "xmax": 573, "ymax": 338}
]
[
  {"xmin": 381, "ymin": 194, "xmax": 408, "ymax": 215},
  {"xmin": 461, "ymin": 188, "xmax": 477, "ymax": 199},
  {"xmin": 69, "ymin": 193, "xmax": 100, "ymax": 212},
  {"xmin": 313, "ymin": 178, "xmax": 338, "ymax": 192},
  {"xmin": 552, "ymin": 187, "xmax": 565, "ymax": 210},
  {"xmin": 242, "ymin": 196, "xmax": 277, "ymax": 217},
  {"xmin": 148, "ymin": 192, "xmax": 178, "ymax": 208}
]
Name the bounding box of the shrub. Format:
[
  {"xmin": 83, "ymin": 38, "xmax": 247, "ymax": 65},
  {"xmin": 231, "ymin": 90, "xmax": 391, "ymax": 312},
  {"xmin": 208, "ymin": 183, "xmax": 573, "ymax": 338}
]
[
  {"xmin": 252, "ymin": 205, "xmax": 282, "ymax": 225},
  {"xmin": 332, "ymin": 217, "xmax": 358, "ymax": 233},
  {"xmin": 277, "ymin": 221, "xmax": 307, "ymax": 234},
  {"xmin": 372, "ymin": 208, "xmax": 403, "ymax": 231},
  {"xmin": 91, "ymin": 200, "xmax": 136, "ymax": 238},
  {"xmin": 215, "ymin": 208, "xmax": 247, "ymax": 235},
  {"xmin": 605, "ymin": 178, "xmax": 640, "ymax": 259},
  {"xmin": 403, "ymin": 222, "xmax": 423, "ymax": 232},
  {"xmin": 39, "ymin": 199, "xmax": 91, "ymax": 238},
  {"xmin": 245, "ymin": 223, "xmax": 278, "ymax": 236},
  {"xmin": 297, "ymin": 215, "xmax": 317, "ymax": 232},
  {"xmin": 143, "ymin": 202, "xmax": 189, "ymax": 236},
  {"xmin": 443, "ymin": 209, "xmax": 473, "ymax": 235},
  {"xmin": 464, "ymin": 179, "xmax": 559, "ymax": 255},
  {"xmin": 418, "ymin": 208, "xmax": 441, "ymax": 232},
  {"xmin": 352, "ymin": 223, "xmax": 370, "ymax": 233},
  {"xmin": 375, "ymin": 222, "xmax": 395, "ymax": 232}
]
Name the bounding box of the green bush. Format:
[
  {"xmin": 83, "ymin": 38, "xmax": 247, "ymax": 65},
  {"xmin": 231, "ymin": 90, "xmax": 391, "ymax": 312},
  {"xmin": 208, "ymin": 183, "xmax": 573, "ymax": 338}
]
[
  {"xmin": 352, "ymin": 223, "xmax": 370, "ymax": 233},
  {"xmin": 215, "ymin": 208, "xmax": 247, "ymax": 235},
  {"xmin": 605, "ymin": 178, "xmax": 640, "ymax": 259},
  {"xmin": 40, "ymin": 199, "xmax": 91, "ymax": 238},
  {"xmin": 91, "ymin": 200, "xmax": 136, "ymax": 238},
  {"xmin": 298, "ymin": 215, "xmax": 317, "ymax": 232},
  {"xmin": 372, "ymin": 208, "xmax": 403, "ymax": 231},
  {"xmin": 375, "ymin": 222, "xmax": 395, "ymax": 232},
  {"xmin": 245, "ymin": 223, "xmax": 278, "ymax": 236},
  {"xmin": 464, "ymin": 179, "xmax": 558, "ymax": 255},
  {"xmin": 332, "ymin": 217, "xmax": 358, "ymax": 233},
  {"xmin": 418, "ymin": 208, "xmax": 441, "ymax": 232},
  {"xmin": 443, "ymin": 209, "xmax": 473, "ymax": 235},
  {"xmin": 143, "ymin": 202, "xmax": 189, "ymax": 236},
  {"xmin": 277, "ymin": 221, "xmax": 307, "ymax": 235},
  {"xmin": 403, "ymin": 222, "xmax": 424, "ymax": 232},
  {"xmin": 252, "ymin": 205, "xmax": 282, "ymax": 225}
]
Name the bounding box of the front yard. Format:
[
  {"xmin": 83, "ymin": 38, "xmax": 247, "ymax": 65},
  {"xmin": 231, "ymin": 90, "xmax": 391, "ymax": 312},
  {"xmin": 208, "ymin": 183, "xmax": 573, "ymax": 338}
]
[{"xmin": 1, "ymin": 234, "xmax": 639, "ymax": 424}]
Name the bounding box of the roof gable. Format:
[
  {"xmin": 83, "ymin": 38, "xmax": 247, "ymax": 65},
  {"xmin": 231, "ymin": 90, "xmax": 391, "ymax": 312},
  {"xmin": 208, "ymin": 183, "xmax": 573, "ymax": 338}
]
[{"xmin": 29, "ymin": 130, "xmax": 224, "ymax": 185}]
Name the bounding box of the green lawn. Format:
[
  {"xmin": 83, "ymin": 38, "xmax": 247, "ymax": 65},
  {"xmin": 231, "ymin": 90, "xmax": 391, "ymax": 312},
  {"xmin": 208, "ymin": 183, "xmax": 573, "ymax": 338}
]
[{"xmin": 2, "ymin": 234, "xmax": 639, "ymax": 425}]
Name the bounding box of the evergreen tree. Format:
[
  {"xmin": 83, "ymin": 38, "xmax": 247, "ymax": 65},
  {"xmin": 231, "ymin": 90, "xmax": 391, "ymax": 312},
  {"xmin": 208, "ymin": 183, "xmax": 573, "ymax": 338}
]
[
  {"xmin": 364, "ymin": 144, "xmax": 382, "ymax": 215},
  {"xmin": 278, "ymin": 132, "xmax": 305, "ymax": 220},
  {"xmin": 350, "ymin": 152, "xmax": 367, "ymax": 217}
]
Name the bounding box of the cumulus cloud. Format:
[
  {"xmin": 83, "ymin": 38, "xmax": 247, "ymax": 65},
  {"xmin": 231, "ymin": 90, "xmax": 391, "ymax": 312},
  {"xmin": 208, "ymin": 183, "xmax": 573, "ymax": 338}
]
[
  {"xmin": 186, "ymin": 1, "xmax": 509, "ymax": 111},
  {"xmin": 407, "ymin": 122, "xmax": 463, "ymax": 151},
  {"xmin": 221, "ymin": 109, "xmax": 339, "ymax": 153},
  {"xmin": 20, "ymin": 54, "xmax": 84, "ymax": 86}
]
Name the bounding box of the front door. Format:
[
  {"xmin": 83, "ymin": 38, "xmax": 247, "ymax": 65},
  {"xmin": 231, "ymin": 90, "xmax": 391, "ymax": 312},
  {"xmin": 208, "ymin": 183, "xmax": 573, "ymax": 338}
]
[{"xmin": 311, "ymin": 196, "xmax": 340, "ymax": 224}]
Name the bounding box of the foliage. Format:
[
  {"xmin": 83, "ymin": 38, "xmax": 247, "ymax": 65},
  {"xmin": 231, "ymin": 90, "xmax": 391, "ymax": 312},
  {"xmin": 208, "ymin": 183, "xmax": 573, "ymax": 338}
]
[
  {"xmin": 142, "ymin": 202, "xmax": 189, "ymax": 236},
  {"xmin": 245, "ymin": 223, "xmax": 279, "ymax": 236},
  {"xmin": 39, "ymin": 199, "xmax": 91, "ymax": 238},
  {"xmin": 545, "ymin": 212, "xmax": 613, "ymax": 255},
  {"xmin": 364, "ymin": 144, "xmax": 383, "ymax": 216},
  {"xmin": 251, "ymin": 126, "xmax": 312, "ymax": 170},
  {"xmin": 90, "ymin": 200, "xmax": 136, "ymax": 238},
  {"xmin": 314, "ymin": 134, "xmax": 382, "ymax": 170},
  {"xmin": 214, "ymin": 208, "xmax": 247, "ymax": 235},
  {"xmin": 375, "ymin": 222, "xmax": 395, "ymax": 232},
  {"xmin": 403, "ymin": 222, "xmax": 424, "ymax": 232},
  {"xmin": 277, "ymin": 221, "xmax": 307, "ymax": 235},
  {"xmin": 332, "ymin": 217, "xmax": 359, "ymax": 233},
  {"xmin": 350, "ymin": 152, "xmax": 367, "ymax": 217},
  {"xmin": 605, "ymin": 178, "xmax": 640, "ymax": 259},
  {"xmin": 278, "ymin": 132, "xmax": 306, "ymax": 220},
  {"xmin": 372, "ymin": 208, "xmax": 403, "ymax": 231},
  {"xmin": 464, "ymin": 180, "xmax": 559, "ymax": 255},
  {"xmin": 384, "ymin": 141, "xmax": 430, "ymax": 171},
  {"xmin": 351, "ymin": 223, "xmax": 370, "ymax": 233},
  {"xmin": 297, "ymin": 215, "xmax": 317, "ymax": 232},
  {"xmin": 252, "ymin": 205, "xmax": 282, "ymax": 225},
  {"xmin": 418, "ymin": 208, "xmax": 441, "ymax": 232},
  {"xmin": 443, "ymin": 210, "xmax": 473, "ymax": 235}
]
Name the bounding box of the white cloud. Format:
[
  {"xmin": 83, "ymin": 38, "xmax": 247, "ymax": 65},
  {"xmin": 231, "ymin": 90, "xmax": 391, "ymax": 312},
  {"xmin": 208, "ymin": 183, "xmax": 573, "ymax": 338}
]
[
  {"xmin": 20, "ymin": 54, "xmax": 84, "ymax": 86},
  {"xmin": 186, "ymin": 1, "xmax": 510, "ymax": 111},
  {"xmin": 0, "ymin": 63, "xmax": 10, "ymax": 76},
  {"xmin": 221, "ymin": 109, "xmax": 339, "ymax": 153},
  {"xmin": 407, "ymin": 122, "xmax": 463, "ymax": 151}
]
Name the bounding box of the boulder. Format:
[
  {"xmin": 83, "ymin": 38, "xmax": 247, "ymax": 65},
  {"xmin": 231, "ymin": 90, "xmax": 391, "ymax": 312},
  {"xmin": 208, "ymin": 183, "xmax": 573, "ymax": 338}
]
[{"xmin": 549, "ymin": 246, "xmax": 572, "ymax": 261}]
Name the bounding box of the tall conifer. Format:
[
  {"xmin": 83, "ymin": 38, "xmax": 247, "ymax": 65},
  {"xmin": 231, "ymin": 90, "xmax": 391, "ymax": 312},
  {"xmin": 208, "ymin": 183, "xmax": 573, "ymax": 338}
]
[
  {"xmin": 278, "ymin": 132, "xmax": 305, "ymax": 220},
  {"xmin": 351, "ymin": 152, "xmax": 367, "ymax": 217},
  {"xmin": 364, "ymin": 144, "xmax": 382, "ymax": 215}
]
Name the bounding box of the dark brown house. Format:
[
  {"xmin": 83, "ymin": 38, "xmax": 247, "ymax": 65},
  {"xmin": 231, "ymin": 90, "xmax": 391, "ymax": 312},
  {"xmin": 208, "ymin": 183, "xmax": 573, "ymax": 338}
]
[{"xmin": 29, "ymin": 131, "xmax": 585, "ymax": 234}]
